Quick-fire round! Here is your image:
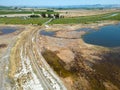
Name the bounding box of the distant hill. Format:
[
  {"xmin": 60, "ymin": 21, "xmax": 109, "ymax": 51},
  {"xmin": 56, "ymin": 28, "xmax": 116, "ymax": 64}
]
[
  {"xmin": 45, "ymin": 4, "xmax": 120, "ymax": 9},
  {"xmin": 30, "ymin": 4, "xmax": 120, "ymax": 9},
  {"xmin": 1, "ymin": 4, "xmax": 120, "ymax": 9}
]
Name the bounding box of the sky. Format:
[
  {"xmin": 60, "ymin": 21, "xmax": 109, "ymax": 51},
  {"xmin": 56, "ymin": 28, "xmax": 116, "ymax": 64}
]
[{"xmin": 0, "ymin": 0, "xmax": 120, "ymax": 6}]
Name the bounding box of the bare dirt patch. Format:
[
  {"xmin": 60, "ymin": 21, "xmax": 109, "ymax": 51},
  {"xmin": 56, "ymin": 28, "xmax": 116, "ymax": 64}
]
[
  {"xmin": 57, "ymin": 9, "xmax": 120, "ymax": 17},
  {"xmin": 40, "ymin": 22, "xmax": 120, "ymax": 90},
  {"xmin": 0, "ymin": 26, "xmax": 23, "ymax": 57}
]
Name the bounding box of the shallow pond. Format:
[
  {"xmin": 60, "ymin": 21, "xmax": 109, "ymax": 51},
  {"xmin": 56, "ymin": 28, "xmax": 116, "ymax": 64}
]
[
  {"xmin": 76, "ymin": 28, "xmax": 94, "ymax": 32},
  {"xmin": 0, "ymin": 27, "xmax": 16, "ymax": 35},
  {"xmin": 40, "ymin": 30, "xmax": 55, "ymax": 36},
  {"xmin": 83, "ymin": 23, "xmax": 120, "ymax": 47}
]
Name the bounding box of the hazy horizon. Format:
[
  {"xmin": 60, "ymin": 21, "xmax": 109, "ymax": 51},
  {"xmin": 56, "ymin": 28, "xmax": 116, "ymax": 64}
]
[
  {"xmin": 0, "ymin": 0, "xmax": 120, "ymax": 6},
  {"xmin": 1, "ymin": 4, "xmax": 120, "ymax": 7}
]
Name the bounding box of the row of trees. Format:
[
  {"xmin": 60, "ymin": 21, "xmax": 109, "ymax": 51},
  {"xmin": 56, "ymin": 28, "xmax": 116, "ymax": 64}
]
[
  {"xmin": 29, "ymin": 13, "xmax": 61, "ymax": 18},
  {"xmin": 29, "ymin": 9, "xmax": 63, "ymax": 18},
  {"xmin": 41, "ymin": 13, "xmax": 60, "ymax": 18}
]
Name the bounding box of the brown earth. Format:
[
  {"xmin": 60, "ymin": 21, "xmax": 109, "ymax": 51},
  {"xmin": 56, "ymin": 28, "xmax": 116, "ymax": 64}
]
[
  {"xmin": 0, "ymin": 25, "xmax": 24, "ymax": 58},
  {"xmin": 56, "ymin": 9, "xmax": 120, "ymax": 17},
  {"xmin": 0, "ymin": 19, "xmax": 120, "ymax": 90},
  {"xmin": 40, "ymin": 22, "xmax": 120, "ymax": 90}
]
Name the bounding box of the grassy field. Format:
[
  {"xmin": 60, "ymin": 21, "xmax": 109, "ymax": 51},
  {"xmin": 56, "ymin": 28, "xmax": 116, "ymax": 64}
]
[
  {"xmin": 0, "ymin": 10, "xmax": 57, "ymax": 25},
  {"xmin": 0, "ymin": 10, "xmax": 58, "ymax": 15},
  {"xmin": 50, "ymin": 12, "xmax": 120, "ymax": 24},
  {"xmin": 0, "ymin": 12, "xmax": 120, "ymax": 25},
  {"xmin": 0, "ymin": 17, "xmax": 49, "ymax": 25}
]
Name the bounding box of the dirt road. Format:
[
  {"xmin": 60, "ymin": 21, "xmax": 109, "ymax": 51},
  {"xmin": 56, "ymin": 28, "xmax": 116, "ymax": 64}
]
[{"xmin": 0, "ymin": 17, "xmax": 66, "ymax": 90}]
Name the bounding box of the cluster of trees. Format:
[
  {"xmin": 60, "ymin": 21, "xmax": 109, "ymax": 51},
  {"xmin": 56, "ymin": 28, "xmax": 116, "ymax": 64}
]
[
  {"xmin": 41, "ymin": 13, "xmax": 60, "ymax": 18},
  {"xmin": 29, "ymin": 14, "xmax": 40, "ymax": 18},
  {"xmin": 29, "ymin": 9, "xmax": 63, "ymax": 19},
  {"xmin": 29, "ymin": 13, "xmax": 61, "ymax": 18}
]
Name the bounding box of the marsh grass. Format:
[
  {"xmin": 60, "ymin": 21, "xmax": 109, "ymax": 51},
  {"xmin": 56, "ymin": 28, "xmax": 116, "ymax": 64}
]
[
  {"xmin": 42, "ymin": 50, "xmax": 75, "ymax": 78},
  {"xmin": 92, "ymin": 51, "xmax": 120, "ymax": 89}
]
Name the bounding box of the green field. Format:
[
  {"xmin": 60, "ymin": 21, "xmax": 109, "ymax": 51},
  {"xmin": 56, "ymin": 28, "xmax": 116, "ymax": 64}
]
[
  {"xmin": 0, "ymin": 12, "xmax": 120, "ymax": 25},
  {"xmin": 0, "ymin": 17, "xmax": 49, "ymax": 25},
  {"xmin": 50, "ymin": 12, "xmax": 120, "ymax": 24},
  {"xmin": 0, "ymin": 10, "xmax": 58, "ymax": 15}
]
